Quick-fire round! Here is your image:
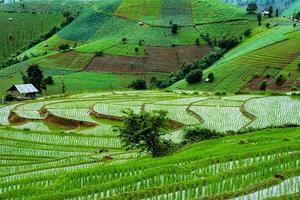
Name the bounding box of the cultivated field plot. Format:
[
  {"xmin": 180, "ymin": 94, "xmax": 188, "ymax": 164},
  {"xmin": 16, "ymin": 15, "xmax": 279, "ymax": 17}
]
[
  {"xmin": 0, "ymin": 12, "xmax": 64, "ymax": 63},
  {"xmin": 0, "ymin": 91, "xmax": 300, "ymax": 199}
]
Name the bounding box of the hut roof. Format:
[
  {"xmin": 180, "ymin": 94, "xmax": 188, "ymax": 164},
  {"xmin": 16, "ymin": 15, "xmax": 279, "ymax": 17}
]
[{"xmin": 8, "ymin": 84, "xmax": 38, "ymax": 94}]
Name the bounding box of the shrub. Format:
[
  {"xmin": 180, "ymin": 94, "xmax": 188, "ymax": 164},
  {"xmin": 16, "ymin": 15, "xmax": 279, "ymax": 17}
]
[
  {"xmin": 58, "ymin": 44, "xmax": 69, "ymax": 51},
  {"xmin": 95, "ymin": 51, "xmax": 103, "ymax": 57},
  {"xmin": 259, "ymin": 81, "xmax": 268, "ymax": 91},
  {"xmin": 186, "ymin": 69, "xmax": 203, "ymax": 84},
  {"xmin": 183, "ymin": 126, "xmax": 224, "ymax": 143},
  {"xmin": 171, "ymin": 24, "xmax": 178, "ymax": 34},
  {"xmin": 246, "ymin": 3, "xmax": 257, "ymax": 14},
  {"xmin": 45, "ymin": 76, "xmax": 54, "ymax": 85},
  {"xmin": 275, "ymin": 75, "xmax": 286, "ymax": 86},
  {"xmin": 298, "ymin": 62, "xmax": 300, "ymax": 69},
  {"xmin": 207, "ymin": 72, "xmax": 215, "ymax": 82},
  {"xmin": 128, "ymin": 79, "xmax": 147, "ymax": 90},
  {"xmin": 243, "ymin": 28, "xmax": 252, "ymax": 37},
  {"xmin": 266, "ymin": 23, "xmax": 271, "ymax": 28},
  {"xmin": 5, "ymin": 94, "xmax": 15, "ymax": 102}
]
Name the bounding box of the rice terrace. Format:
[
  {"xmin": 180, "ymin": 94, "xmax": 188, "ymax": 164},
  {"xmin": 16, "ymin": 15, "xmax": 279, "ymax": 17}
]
[{"xmin": 0, "ymin": 0, "xmax": 300, "ymax": 199}]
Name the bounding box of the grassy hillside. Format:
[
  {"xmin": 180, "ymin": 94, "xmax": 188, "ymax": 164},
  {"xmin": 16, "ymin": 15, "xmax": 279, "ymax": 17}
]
[
  {"xmin": 0, "ymin": 12, "xmax": 64, "ymax": 63},
  {"xmin": 172, "ymin": 24, "xmax": 300, "ymax": 93},
  {"xmin": 0, "ymin": 91, "xmax": 299, "ymax": 199}
]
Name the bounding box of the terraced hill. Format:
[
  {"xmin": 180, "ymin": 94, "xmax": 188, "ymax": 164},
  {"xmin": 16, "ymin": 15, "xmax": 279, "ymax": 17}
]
[
  {"xmin": 0, "ymin": 91, "xmax": 300, "ymax": 199},
  {"xmin": 0, "ymin": 0, "xmax": 263, "ymax": 95},
  {"xmin": 172, "ymin": 24, "xmax": 300, "ymax": 92}
]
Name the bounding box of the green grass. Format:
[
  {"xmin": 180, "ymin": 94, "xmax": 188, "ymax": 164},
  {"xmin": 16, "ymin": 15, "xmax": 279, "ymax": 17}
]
[
  {"xmin": 44, "ymin": 72, "xmax": 168, "ymax": 95},
  {"xmin": 0, "ymin": 11, "xmax": 64, "ymax": 63},
  {"xmin": 172, "ymin": 25, "xmax": 300, "ymax": 92}
]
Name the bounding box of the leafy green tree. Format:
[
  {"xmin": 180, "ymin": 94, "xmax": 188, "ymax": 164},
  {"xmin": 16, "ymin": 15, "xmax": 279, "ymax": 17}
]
[
  {"xmin": 22, "ymin": 64, "xmax": 46, "ymax": 92},
  {"xmin": 58, "ymin": 44, "xmax": 69, "ymax": 51},
  {"xmin": 186, "ymin": 69, "xmax": 203, "ymax": 84},
  {"xmin": 275, "ymin": 9, "xmax": 279, "ymax": 17},
  {"xmin": 259, "ymin": 81, "xmax": 268, "ymax": 91},
  {"xmin": 44, "ymin": 76, "xmax": 54, "ymax": 85},
  {"xmin": 243, "ymin": 28, "xmax": 252, "ymax": 37},
  {"xmin": 114, "ymin": 110, "xmax": 175, "ymax": 157},
  {"xmin": 295, "ymin": 11, "xmax": 300, "ymax": 20},
  {"xmin": 207, "ymin": 72, "xmax": 215, "ymax": 82},
  {"xmin": 246, "ymin": 3, "xmax": 258, "ymax": 14},
  {"xmin": 257, "ymin": 12, "xmax": 262, "ymax": 26},
  {"xmin": 276, "ymin": 75, "xmax": 286, "ymax": 86},
  {"xmin": 268, "ymin": 6, "xmax": 273, "ymax": 17},
  {"xmin": 171, "ymin": 24, "xmax": 178, "ymax": 34}
]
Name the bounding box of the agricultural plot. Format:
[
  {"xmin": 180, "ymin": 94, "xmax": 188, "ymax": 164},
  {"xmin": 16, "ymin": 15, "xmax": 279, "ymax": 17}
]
[
  {"xmin": 244, "ymin": 96, "xmax": 300, "ymax": 128},
  {"xmin": 57, "ymin": 11, "xmax": 111, "ymax": 41},
  {"xmin": 158, "ymin": 0, "xmax": 193, "ymax": 26},
  {"xmin": 13, "ymin": 122, "xmax": 50, "ymax": 132},
  {"xmin": 114, "ymin": 0, "xmax": 161, "ymax": 24},
  {"xmin": 0, "ymin": 91, "xmax": 300, "ymax": 199},
  {"xmin": 145, "ymin": 104, "xmax": 200, "ymax": 124},
  {"xmin": 0, "ymin": 12, "xmax": 64, "ymax": 63},
  {"xmin": 190, "ymin": 106, "xmax": 250, "ymax": 132},
  {"xmin": 93, "ymin": 103, "xmax": 142, "ymax": 117},
  {"xmin": 191, "ymin": 0, "xmax": 246, "ymax": 24},
  {"xmin": 1, "ymin": 126, "xmax": 299, "ymax": 199}
]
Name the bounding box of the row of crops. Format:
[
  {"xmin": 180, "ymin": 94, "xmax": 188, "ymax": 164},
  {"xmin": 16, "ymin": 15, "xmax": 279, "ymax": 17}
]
[
  {"xmin": 0, "ymin": 124, "xmax": 299, "ymax": 199},
  {"xmin": 2, "ymin": 92, "xmax": 300, "ymax": 133},
  {"xmin": 0, "ymin": 91, "xmax": 299, "ymax": 198}
]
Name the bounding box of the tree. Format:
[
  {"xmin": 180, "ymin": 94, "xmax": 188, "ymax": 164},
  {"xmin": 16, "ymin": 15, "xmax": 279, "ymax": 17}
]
[
  {"xmin": 243, "ymin": 28, "xmax": 252, "ymax": 37},
  {"xmin": 58, "ymin": 44, "xmax": 69, "ymax": 51},
  {"xmin": 186, "ymin": 69, "xmax": 203, "ymax": 84},
  {"xmin": 295, "ymin": 11, "xmax": 300, "ymax": 20},
  {"xmin": 257, "ymin": 13, "xmax": 262, "ymax": 26},
  {"xmin": 44, "ymin": 76, "xmax": 54, "ymax": 85},
  {"xmin": 276, "ymin": 75, "xmax": 286, "ymax": 86},
  {"xmin": 246, "ymin": 3, "xmax": 258, "ymax": 14},
  {"xmin": 114, "ymin": 110, "xmax": 175, "ymax": 157},
  {"xmin": 275, "ymin": 9, "xmax": 279, "ymax": 17},
  {"xmin": 22, "ymin": 64, "xmax": 46, "ymax": 92},
  {"xmin": 171, "ymin": 24, "xmax": 178, "ymax": 34},
  {"xmin": 61, "ymin": 80, "xmax": 66, "ymax": 94},
  {"xmin": 268, "ymin": 6, "xmax": 273, "ymax": 18},
  {"xmin": 259, "ymin": 81, "xmax": 268, "ymax": 91},
  {"xmin": 298, "ymin": 62, "xmax": 300, "ymax": 69},
  {"xmin": 128, "ymin": 79, "xmax": 147, "ymax": 90},
  {"xmin": 207, "ymin": 72, "xmax": 215, "ymax": 82}
]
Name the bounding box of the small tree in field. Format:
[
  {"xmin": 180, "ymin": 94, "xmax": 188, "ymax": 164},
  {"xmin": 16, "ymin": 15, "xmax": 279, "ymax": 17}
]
[
  {"xmin": 246, "ymin": 3, "xmax": 257, "ymax": 14},
  {"xmin": 171, "ymin": 24, "xmax": 178, "ymax": 34},
  {"xmin": 114, "ymin": 110, "xmax": 175, "ymax": 157},
  {"xmin": 22, "ymin": 64, "xmax": 46, "ymax": 92},
  {"xmin": 186, "ymin": 69, "xmax": 203, "ymax": 84},
  {"xmin": 257, "ymin": 13, "xmax": 262, "ymax": 26}
]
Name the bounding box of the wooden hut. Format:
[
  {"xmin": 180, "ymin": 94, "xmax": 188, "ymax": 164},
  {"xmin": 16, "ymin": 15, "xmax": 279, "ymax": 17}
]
[{"xmin": 7, "ymin": 84, "xmax": 39, "ymax": 100}]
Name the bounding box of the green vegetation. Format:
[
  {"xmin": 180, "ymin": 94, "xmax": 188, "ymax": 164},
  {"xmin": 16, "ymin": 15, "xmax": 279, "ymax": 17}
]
[
  {"xmin": 0, "ymin": 90, "xmax": 299, "ymax": 199},
  {"xmin": 0, "ymin": 12, "xmax": 64, "ymax": 64}
]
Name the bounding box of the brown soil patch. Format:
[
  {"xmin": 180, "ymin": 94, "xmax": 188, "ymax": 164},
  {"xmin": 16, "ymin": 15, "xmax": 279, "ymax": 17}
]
[
  {"xmin": 44, "ymin": 111, "xmax": 97, "ymax": 129},
  {"xmin": 8, "ymin": 112, "xmax": 27, "ymax": 125},
  {"xmin": 85, "ymin": 45, "xmax": 210, "ymax": 73},
  {"xmin": 246, "ymin": 76, "xmax": 300, "ymax": 91},
  {"xmin": 90, "ymin": 110, "xmax": 122, "ymax": 121}
]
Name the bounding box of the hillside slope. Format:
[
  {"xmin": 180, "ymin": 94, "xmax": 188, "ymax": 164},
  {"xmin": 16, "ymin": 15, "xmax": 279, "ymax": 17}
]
[
  {"xmin": 172, "ymin": 24, "xmax": 300, "ymax": 93},
  {"xmin": 0, "ymin": 0, "xmax": 260, "ymax": 95}
]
